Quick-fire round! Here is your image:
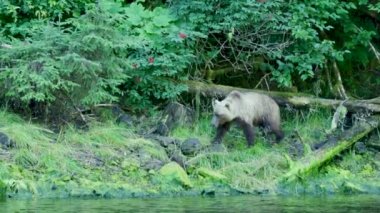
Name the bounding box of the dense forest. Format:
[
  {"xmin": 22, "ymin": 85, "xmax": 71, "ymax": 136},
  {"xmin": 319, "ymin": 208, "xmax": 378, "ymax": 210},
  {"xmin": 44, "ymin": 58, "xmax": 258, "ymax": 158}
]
[{"xmin": 0, "ymin": 0, "xmax": 379, "ymax": 200}]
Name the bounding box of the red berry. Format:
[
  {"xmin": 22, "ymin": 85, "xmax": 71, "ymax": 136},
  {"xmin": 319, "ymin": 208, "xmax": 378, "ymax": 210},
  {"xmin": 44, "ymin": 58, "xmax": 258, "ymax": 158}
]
[
  {"xmin": 148, "ymin": 57, "xmax": 154, "ymax": 64},
  {"xmin": 179, "ymin": 32, "xmax": 187, "ymax": 39}
]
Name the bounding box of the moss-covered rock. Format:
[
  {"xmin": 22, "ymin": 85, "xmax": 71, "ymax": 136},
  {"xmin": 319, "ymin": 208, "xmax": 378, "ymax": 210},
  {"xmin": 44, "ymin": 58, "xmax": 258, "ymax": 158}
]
[
  {"xmin": 159, "ymin": 162, "xmax": 192, "ymax": 188},
  {"xmin": 197, "ymin": 168, "xmax": 227, "ymax": 182}
]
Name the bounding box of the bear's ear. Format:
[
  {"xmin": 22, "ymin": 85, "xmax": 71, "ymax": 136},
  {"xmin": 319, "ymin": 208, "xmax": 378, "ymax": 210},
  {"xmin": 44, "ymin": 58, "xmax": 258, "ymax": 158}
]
[{"xmin": 230, "ymin": 91, "xmax": 241, "ymax": 99}]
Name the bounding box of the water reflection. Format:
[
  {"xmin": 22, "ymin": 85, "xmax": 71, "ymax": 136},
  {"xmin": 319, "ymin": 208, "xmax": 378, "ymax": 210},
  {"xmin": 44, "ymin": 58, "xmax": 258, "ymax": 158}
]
[{"xmin": 0, "ymin": 194, "xmax": 379, "ymax": 213}]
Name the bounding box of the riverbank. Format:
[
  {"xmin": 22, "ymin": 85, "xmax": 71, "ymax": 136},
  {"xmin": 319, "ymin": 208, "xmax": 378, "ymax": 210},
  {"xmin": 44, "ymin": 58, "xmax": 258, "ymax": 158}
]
[{"xmin": 0, "ymin": 108, "xmax": 379, "ymax": 199}]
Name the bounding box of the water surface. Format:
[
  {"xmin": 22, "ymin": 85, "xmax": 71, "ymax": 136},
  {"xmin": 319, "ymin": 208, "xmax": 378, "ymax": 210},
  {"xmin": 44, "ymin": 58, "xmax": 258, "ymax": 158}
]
[{"xmin": 1, "ymin": 194, "xmax": 379, "ymax": 212}]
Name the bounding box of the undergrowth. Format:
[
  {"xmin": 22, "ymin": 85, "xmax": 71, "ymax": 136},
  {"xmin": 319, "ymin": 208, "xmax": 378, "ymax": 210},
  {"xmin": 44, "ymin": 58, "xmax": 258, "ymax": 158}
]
[{"xmin": 0, "ymin": 107, "xmax": 379, "ymax": 198}]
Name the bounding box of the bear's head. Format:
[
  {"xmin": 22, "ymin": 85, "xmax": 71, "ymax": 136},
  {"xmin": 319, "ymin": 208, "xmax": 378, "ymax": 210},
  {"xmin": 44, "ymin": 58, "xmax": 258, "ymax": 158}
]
[{"xmin": 211, "ymin": 99, "xmax": 234, "ymax": 127}]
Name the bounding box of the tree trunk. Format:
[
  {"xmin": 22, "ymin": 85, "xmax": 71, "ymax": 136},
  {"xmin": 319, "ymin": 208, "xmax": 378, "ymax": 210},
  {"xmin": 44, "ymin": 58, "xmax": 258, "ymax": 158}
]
[
  {"xmin": 279, "ymin": 116, "xmax": 380, "ymax": 182},
  {"xmin": 331, "ymin": 61, "xmax": 348, "ymax": 99},
  {"xmin": 186, "ymin": 80, "xmax": 380, "ymax": 113}
]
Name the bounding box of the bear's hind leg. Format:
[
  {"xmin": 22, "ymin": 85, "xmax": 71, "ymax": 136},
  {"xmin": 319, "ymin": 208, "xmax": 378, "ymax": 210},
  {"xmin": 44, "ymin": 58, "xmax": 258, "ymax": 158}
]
[
  {"xmin": 212, "ymin": 122, "xmax": 231, "ymax": 144},
  {"xmin": 265, "ymin": 118, "xmax": 284, "ymax": 143},
  {"xmin": 274, "ymin": 129, "xmax": 284, "ymax": 142},
  {"xmin": 269, "ymin": 124, "xmax": 284, "ymax": 142}
]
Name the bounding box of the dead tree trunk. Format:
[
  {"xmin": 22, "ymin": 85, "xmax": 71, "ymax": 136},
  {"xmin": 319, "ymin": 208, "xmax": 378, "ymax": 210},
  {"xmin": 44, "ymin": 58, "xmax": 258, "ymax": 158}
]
[
  {"xmin": 279, "ymin": 116, "xmax": 380, "ymax": 182},
  {"xmin": 186, "ymin": 80, "xmax": 380, "ymax": 113},
  {"xmin": 331, "ymin": 61, "xmax": 348, "ymax": 99}
]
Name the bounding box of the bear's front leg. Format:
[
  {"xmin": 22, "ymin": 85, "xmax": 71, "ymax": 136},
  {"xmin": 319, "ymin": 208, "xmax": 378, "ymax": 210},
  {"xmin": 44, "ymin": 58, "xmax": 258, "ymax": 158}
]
[
  {"xmin": 242, "ymin": 123, "xmax": 255, "ymax": 147},
  {"xmin": 212, "ymin": 122, "xmax": 231, "ymax": 144},
  {"xmin": 235, "ymin": 118, "xmax": 255, "ymax": 147}
]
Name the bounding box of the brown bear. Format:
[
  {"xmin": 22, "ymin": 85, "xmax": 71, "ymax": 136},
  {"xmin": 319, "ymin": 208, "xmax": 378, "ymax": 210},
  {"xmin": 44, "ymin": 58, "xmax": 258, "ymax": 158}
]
[{"xmin": 211, "ymin": 90, "xmax": 284, "ymax": 147}]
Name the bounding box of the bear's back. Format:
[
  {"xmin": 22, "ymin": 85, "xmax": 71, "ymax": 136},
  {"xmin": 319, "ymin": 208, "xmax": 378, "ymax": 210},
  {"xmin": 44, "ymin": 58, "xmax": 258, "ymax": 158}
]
[{"xmin": 237, "ymin": 92, "xmax": 279, "ymax": 122}]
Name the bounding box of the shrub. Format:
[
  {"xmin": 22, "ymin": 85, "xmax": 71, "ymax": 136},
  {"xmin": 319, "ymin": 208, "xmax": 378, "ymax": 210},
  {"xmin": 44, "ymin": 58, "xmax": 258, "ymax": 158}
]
[{"xmin": 0, "ymin": 2, "xmax": 198, "ymax": 118}]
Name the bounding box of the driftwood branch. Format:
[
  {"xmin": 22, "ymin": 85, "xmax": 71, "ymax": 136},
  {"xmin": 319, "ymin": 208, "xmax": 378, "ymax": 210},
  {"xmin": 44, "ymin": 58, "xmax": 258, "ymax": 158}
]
[
  {"xmin": 280, "ymin": 116, "xmax": 380, "ymax": 182},
  {"xmin": 186, "ymin": 80, "xmax": 380, "ymax": 113}
]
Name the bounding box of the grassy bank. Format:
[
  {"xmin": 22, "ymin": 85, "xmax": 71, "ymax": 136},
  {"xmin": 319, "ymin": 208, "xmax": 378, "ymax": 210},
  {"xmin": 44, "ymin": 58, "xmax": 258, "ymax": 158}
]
[{"xmin": 0, "ymin": 108, "xmax": 379, "ymax": 199}]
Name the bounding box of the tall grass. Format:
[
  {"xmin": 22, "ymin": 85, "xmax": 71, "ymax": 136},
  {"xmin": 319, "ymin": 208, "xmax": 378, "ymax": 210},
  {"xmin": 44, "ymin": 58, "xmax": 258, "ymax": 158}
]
[
  {"xmin": 4, "ymin": 107, "xmax": 374, "ymax": 197},
  {"xmin": 171, "ymin": 108, "xmax": 334, "ymax": 192}
]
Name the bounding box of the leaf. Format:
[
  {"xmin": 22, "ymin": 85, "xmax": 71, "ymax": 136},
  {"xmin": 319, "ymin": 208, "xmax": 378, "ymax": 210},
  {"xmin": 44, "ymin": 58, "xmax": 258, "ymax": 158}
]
[
  {"xmin": 152, "ymin": 7, "xmax": 174, "ymax": 27},
  {"xmin": 99, "ymin": 0, "xmax": 123, "ymax": 14},
  {"xmin": 125, "ymin": 3, "xmax": 147, "ymax": 26},
  {"xmin": 153, "ymin": 15, "xmax": 172, "ymax": 27}
]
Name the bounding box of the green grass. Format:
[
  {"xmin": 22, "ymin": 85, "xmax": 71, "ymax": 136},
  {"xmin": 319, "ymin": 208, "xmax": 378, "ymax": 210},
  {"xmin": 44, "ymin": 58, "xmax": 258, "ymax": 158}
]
[
  {"xmin": 0, "ymin": 110, "xmax": 172, "ymax": 198},
  {"xmin": 0, "ymin": 107, "xmax": 379, "ymax": 198},
  {"xmin": 169, "ymin": 108, "xmax": 336, "ymax": 193}
]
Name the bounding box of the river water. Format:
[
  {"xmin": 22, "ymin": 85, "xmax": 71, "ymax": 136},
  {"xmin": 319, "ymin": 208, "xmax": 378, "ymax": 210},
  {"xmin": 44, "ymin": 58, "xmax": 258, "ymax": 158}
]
[{"xmin": 0, "ymin": 194, "xmax": 379, "ymax": 212}]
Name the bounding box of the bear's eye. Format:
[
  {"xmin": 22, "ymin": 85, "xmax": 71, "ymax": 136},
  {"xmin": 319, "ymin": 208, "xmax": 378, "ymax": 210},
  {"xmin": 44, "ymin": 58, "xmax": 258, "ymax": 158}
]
[{"xmin": 225, "ymin": 103, "xmax": 230, "ymax": 110}]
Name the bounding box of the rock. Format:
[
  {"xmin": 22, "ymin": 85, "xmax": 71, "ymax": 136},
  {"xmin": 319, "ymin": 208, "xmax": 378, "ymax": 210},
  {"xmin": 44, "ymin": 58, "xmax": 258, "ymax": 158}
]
[
  {"xmin": 150, "ymin": 102, "xmax": 194, "ymax": 136},
  {"xmin": 162, "ymin": 102, "xmax": 195, "ymax": 131},
  {"xmin": 354, "ymin": 142, "xmax": 367, "ymax": 154},
  {"xmin": 136, "ymin": 151, "xmax": 153, "ymax": 169},
  {"xmin": 159, "ymin": 162, "xmax": 192, "ymax": 188},
  {"xmin": 170, "ymin": 149, "xmax": 187, "ymax": 168},
  {"xmin": 201, "ymin": 188, "xmax": 216, "ymax": 196},
  {"xmin": 201, "ymin": 185, "xmax": 234, "ymax": 197},
  {"xmin": 181, "ymin": 138, "xmax": 202, "ymax": 155},
  {"xmin": 288, "ymin": 140, "xmax": 305, "ymax": 158},
  {"xmin": 197, "ymin": 167, "xmax": 227, "ymax": 181},
  {"xmin": 116, "ymin": 114, "xmax": 133, "ymax": 126},
  {"xmin": 142, "ymin": 159, "xmax": 165, "ymax": 171},
  {"xmin": 0, "ymin": 132, "xmax": 14, "ymax": 149},
  {"xmin": 145, "ymin": 134, "xmax": 180, "ymax": 148},
  {"xmin": 166, "ymin": 144, "xmax": 187, "ymax": 168},
  {"xmin": 111, "ymin": 105, "xmax": 124, "ymax": 117},
  {"xmin": 154, "ymin": 122, "xmax": 169, "ymax": 136},
  {"xmin": 135, "ymin": 147, "xmax": 169, "ymax": 172}
]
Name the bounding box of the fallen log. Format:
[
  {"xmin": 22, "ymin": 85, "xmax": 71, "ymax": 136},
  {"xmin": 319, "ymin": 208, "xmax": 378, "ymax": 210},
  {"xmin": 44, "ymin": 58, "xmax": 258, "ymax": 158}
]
[
  {"xmin": 279, "ymin": 116, "xmax": 380, "ymax": 182},
  {"xmin": 369, "ymin": 97, "xmax": 380, "ymax": 104},
  {"xmin": 186, "ymin": 80, "xmax": 380, "ymax": 113}
]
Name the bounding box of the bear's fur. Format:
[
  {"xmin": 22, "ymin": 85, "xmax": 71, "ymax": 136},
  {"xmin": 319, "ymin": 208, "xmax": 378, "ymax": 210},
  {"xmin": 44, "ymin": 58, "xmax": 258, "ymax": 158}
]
[{"xmin": 211, "ymin": 90, "xmax": 284, "ymax": 147}]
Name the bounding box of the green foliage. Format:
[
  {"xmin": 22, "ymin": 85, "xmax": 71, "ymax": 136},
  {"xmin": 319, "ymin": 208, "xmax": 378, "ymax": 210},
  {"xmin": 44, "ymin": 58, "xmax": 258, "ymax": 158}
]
[
  {"xmin": 120, "ymin": 2, "xmax": 197, "ymax": 111},
  {"xmin": 1, "ymin": 0, "xmax": 378, "ymax": 115},
  {"xmin": 0, "ymin": 10, "xmax": 129, "ymax": 107},
  {"xmin": 0, "ymin": 0, "xmax": 94, "ymax": 37},
  {"xmin": 368, "ymin": 2, "xmax": 380, "ymax": 13},
  {"xmin": 0, "ymin": 2, "xmax": 197, "ymax": 113},
  {"xmin": 0, "ymin": 180, "xmax": 6, "ymax": 200},
  {"xmin": 170, "ymin": 0, "xmax": 378, "ymax": 89}
]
